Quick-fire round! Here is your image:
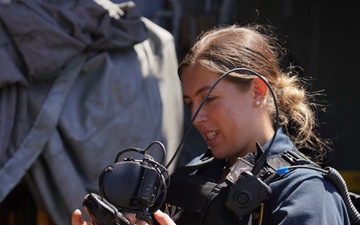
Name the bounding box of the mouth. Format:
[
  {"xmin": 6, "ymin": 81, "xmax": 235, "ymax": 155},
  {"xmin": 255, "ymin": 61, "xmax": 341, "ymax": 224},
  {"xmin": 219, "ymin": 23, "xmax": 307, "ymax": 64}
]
[{"xmin": 205, "ymin": 131, "xmax": 218, "ymax": 141}]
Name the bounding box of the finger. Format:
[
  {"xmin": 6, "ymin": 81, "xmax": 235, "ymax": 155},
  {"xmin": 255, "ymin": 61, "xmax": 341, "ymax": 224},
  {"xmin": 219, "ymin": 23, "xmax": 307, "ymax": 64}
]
[
  {"xmin": 135, "ymin": 219, "xmax": 149, "ymax": 225},
  {"xmin": 71, "ymin": 209, "xmax": 84, "ymax": 225},
  {"xmin": 71, "ymin": 209, "xmax": 91, "ymax": 225},
  {"xmin": 125, "ymin": 213, "xmax": 137, "ymax": 225},
  {"xmin": 153, "ymin": 210, "xmax": 176, "ymax": 225}
]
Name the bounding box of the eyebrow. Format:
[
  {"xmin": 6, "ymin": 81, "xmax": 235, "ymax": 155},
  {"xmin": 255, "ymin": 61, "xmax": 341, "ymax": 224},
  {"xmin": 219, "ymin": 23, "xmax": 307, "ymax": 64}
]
[{"xmin": 183, "ymin": 85, "xmax": 212, "ymax": 100}]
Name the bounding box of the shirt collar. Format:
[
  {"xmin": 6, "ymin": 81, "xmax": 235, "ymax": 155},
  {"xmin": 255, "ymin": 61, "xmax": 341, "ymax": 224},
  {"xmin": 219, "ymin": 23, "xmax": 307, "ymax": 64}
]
[{"xmin": 261, "ymin": 126, "xmax": 296, "ymax": 157}]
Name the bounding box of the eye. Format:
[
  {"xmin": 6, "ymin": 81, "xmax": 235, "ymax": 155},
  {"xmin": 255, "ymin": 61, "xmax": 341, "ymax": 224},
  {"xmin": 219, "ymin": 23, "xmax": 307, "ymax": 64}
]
[
  {"xmin": 206, "ymin": 97, "xmax": 214, "ymax": 101},
  {"xmin": 184, "ymin": 101, "xmax": 193, "ymax": 110},
  {"xmin": 205, "ymin": 96, "xmax": 216, "ymax": 103}
]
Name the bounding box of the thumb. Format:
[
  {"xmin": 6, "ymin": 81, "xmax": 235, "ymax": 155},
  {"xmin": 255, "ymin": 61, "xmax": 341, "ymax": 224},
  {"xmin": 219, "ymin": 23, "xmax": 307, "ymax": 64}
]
[{"xmin": 153, "ymin": 210, "xmax": 176, "ymax": 225}]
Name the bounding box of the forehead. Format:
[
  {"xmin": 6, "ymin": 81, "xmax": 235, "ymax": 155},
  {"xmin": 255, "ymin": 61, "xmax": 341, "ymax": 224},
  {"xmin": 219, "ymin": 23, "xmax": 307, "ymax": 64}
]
[
  {"xmin": 181, "ymin": 66, "xmax": 246, "ymax": 102},
  {"xmin": 181, "ymin": 66, "xmax": 220, "ymax": 91}
]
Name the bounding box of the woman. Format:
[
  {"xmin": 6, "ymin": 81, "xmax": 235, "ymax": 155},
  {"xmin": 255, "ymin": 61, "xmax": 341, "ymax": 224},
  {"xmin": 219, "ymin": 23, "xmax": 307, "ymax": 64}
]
[{"xmin": 72, "ymin": 23, "xmax": 351, "ymax": 225}]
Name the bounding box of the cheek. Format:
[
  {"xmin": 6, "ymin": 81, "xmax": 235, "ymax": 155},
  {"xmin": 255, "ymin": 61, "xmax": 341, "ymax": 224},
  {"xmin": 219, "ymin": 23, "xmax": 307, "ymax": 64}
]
[
  {"xmin": 225, "ymin": 102, "xmax": 252, "ymax": 130},
  {"xmin": 219, "ymin": 107, "xmax": 242, "ymax": 132}
]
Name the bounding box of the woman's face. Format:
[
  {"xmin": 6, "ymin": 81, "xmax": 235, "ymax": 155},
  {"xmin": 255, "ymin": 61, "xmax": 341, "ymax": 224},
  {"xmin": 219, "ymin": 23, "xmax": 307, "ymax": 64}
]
[{"xmin": 181, "ymin": 65, "xmax": 270, "ymax": 162}]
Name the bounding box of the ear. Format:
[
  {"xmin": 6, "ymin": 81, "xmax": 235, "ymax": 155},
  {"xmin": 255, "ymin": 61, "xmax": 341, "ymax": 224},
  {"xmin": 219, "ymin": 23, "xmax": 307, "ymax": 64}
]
[{"xmin": 252, "ymin": 77, "xmax": 268, "ymax": 103}]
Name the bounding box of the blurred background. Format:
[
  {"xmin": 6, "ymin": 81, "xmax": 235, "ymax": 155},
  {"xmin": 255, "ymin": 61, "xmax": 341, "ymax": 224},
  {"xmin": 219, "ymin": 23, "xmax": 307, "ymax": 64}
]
[{"xmin": 1, "ymin": 0, "xmax": 360, "ymax": 224}]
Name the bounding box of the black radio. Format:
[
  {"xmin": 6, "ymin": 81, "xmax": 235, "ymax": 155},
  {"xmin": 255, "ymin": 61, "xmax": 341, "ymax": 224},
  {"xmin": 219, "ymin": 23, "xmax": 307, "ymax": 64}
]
[{"xmin": 83, "ymin": 141, "xmax": 170, "ymax": 225}]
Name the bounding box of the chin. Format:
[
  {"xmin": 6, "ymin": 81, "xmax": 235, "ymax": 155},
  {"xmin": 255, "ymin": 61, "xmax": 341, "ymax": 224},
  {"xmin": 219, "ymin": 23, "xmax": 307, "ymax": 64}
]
[{"xmin": 211, "ymin": 151, "xmax": 227, "ymax": 159}]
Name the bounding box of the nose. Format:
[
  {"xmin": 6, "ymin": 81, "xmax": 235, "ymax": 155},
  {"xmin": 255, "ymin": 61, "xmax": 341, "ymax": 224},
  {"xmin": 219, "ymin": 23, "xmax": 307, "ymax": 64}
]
[{"xmin": 192, "ymin": 107, "xmax": 208, "ymax": 125}]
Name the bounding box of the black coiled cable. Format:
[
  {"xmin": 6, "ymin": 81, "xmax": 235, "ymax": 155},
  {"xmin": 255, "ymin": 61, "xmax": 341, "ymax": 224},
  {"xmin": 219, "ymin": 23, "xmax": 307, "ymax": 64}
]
[{"xmin": 324, "ymin": 166, "xmax": 360, "ymax": 224}]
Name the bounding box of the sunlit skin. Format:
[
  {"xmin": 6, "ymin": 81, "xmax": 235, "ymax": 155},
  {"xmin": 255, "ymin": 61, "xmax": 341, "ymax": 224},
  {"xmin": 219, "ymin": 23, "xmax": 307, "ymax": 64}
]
[{"xmin": 181, "ymin": 65, "xmax": 274, "ymax": 166}]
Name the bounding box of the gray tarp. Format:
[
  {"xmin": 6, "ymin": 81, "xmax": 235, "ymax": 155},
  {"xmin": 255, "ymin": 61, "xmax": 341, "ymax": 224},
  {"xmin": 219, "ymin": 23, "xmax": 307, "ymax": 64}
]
[{"xmin": 0, "ymin": 0, "xmax": 183, "ymax": 224}]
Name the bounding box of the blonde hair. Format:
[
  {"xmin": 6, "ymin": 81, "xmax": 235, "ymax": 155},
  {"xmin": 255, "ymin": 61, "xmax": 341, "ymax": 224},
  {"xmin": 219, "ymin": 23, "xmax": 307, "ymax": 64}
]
[{"xmin": 178, "ymin": 24, "xmax": 331, "ymax": 163}]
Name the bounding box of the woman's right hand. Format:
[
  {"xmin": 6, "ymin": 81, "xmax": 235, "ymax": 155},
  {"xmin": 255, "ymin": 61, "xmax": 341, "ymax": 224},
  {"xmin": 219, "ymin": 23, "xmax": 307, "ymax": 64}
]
[
  {"xmin": 129, "ymin": 210, "xmax": 176, "ymax": 225},
  {"xmin": 71, "ymin": 209, "xmax": 176, "ymax": 225}
]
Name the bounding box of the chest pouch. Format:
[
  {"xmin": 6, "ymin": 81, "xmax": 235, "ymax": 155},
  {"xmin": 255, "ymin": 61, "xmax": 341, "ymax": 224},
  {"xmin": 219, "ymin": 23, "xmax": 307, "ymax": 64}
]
[{"xmin": 164, "ymin": 173, "xmax": 229, "ymax": 225}]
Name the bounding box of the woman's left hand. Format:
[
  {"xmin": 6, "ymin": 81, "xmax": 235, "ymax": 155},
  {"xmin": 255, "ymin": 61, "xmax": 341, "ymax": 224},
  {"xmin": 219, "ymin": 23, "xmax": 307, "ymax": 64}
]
[{"xmin": 71, "ymin": 209, "xmax": 92, "ymax": 225}]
